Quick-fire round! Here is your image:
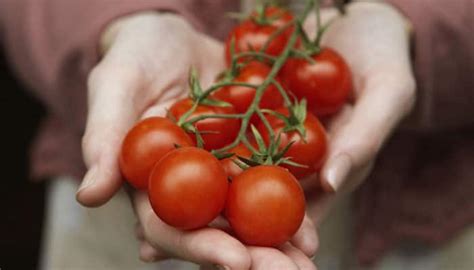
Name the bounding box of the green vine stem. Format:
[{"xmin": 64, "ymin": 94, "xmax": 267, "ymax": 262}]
[{"xmin": 178, "ymin": 0, "xmax": 317, "ymax": 162}]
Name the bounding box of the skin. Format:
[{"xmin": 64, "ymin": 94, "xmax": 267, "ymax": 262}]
[
  {"xmin": 77, "ymin": 12, "xmax": 318, "ymax": 270},
  {"xmin": 77, "ymin": 2, "xmax": 415, "ymax": 269},
  {"xmin": 303, "ymin": 2, "xmax": 416, "ymax": 226}
]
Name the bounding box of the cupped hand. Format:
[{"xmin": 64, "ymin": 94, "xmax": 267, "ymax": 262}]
[
  {"xmin": 76, "ymin": 11, "xmax": 318, "ymax": 269},
  {"xmin": 134, "ymin": 191, "xmax": 319, "ymax": 270},
  {"xmin": 303, "ymin": 1, "xmax": 416, "ymax": 222}
]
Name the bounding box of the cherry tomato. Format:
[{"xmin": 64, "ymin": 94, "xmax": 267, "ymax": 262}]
[
  {"xmin": 280, "ymin": 47, "xmax": 352, "ymax": 116},
  {"xmin": 257, "ymin": 108, "xmax": 327, "ymax": 179},
  {"xmin": 225, "ymin": 6, "xmax": 294, "ymax": 64},
  {"xmin": 220, "ymin": 143, "xmax": 252, "ymax": 179},
  {"xmin": 213, "ymin": 61, "xmax": 283, "ymax": 119},
  {"xmin": 149, "ymin": 147, "xmax": 229, "ymax": 230},
  {"xmin": 119, "ymin": 117, "xmax": 193, "ymax": 190},
  {"xmin": 168, "ymin": 98, "xmax": 240, "ymax": 151},
  {"xmin": 226, "ymin": 165, "xmax": 305, "ymax": 246}
]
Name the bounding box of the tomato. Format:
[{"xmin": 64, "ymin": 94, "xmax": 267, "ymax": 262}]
[
  {"xmin": 257, "ymin": 108, "xmax": 327, "ymax": 179},
  {"xmin": 280, "ymin": 47, "xmax": 352, "ymax": 116},
  {"xmin": 213, "ymin": 61, "xmax": 283, "ymax": 119},
  {"xmin": 225, "ymin": 6, "xmax": 294, "ymax": 64},
  {"xmin": 119, "ymin": 117, "xmax": 193, "ymax": 190},
  {"xmin": 220, "ymin": 143, "xmax": 252, "ymax": 179},
  {"xmin": 149, "ymin": 147, "xmax": 228, "ymax": 230},
  {"xmin": 168, "ymin": 98, "xmax": 240, "ymax": 151},
  {"xmin": 226, "ymin": 165, "xmax": 305, "ymax": 246}
]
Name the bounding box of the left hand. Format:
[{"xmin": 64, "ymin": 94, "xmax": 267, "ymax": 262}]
[{"xmin": 303, "ymin": 1, "xmax": 416, "ymax": 223}]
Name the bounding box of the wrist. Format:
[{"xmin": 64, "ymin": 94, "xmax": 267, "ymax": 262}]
[
  {"xmin": 99, "ymin": 12, "xmax": 190, "ymax": 56},
  {"xmin": 352, "ymin": 0, "xmax": 413, "ymax": 36}
]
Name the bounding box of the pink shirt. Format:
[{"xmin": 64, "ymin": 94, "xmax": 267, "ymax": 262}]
[{"xmin": 0, "ymin": 0, "xmax": 473, "ymax": 265}]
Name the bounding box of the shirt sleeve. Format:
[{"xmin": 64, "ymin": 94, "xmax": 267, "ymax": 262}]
[
  {"xmin": 387, "ymin": 0, "xmax": 474, "ymax": 131},
  {"xmin": 0, "ymin": 0, "xmax": 207, "ymax": 131}
]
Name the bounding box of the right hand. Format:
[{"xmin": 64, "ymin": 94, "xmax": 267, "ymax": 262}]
[{"xmin": 77, "ymin": 12, "xmax": 318, "ymax": 269}]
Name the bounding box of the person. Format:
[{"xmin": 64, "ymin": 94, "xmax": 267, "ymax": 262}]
[{"xmin": 1, "ymin": 0, "xmax": 472, "ymax": 269}]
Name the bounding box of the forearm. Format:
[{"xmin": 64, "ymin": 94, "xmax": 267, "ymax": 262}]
[{"xmin": 0, "ymin": 0, "xmax": 204, "ymax": 126}]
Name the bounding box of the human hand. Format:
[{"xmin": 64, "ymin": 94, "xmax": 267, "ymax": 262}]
[
  {"xmin": 134, "ymin": 191, "xmax": 319, "ymax": 270},
  {"xmin": 303, "ymin": 1, "xmax": 416, "ymax": 221},
  {"xmin": 77, "ymin": 11, "xmax": 318, "ymax": 269},
  {"xmin": 77, "ymin": 12, "xmax": 226, "ymax": 206}
]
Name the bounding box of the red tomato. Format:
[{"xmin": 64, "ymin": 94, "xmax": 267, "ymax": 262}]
[
  {"xmin": 149, "ymin": 147, "xmax": 229, "ymax": 230},
  {"xmin": 220, "ymin": 143, "xmax": 252, "ymax": 179},
  {"xmin": 280, "ymin": 47, "xmax": 352, "ymax": 116},
  {"xmin": 226, "ymin": 165, "xmax": 305, "ymax": 246},
  {"xmin": 257, "ymin": 108, "xmax": 327, "ymax": 179},
  {"xmin": 168, "ymin": 98, "xmax": 240, "ymax": 151},
  {"xmin": 119, "ymin": 117, "xmax": 193, "ymax": 190},
  {"xmin": 225, "ymin": 6, "xmax": 294, "ymax": 64},
  {"xmin": 213, "ymin": 61, "xmax": 283, "ymax": 118}
]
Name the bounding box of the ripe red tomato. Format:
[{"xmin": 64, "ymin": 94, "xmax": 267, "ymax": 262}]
[
  {"xmin": 280, "ymin": 47, "xmax": 352, "ymax": 116},
  {"xmin": 225, "ymin": 6, "xmax": 294, "ymax": 64},
  {"xmin": 213, "ymin": 61, "xmax": 283, "ymax": 117},
  {"xmin": 168, "ymin": 98, "xmax": 240, "ymax": 151},
  {"xmin": 257, "ymin": 108, "xmax": 327, "ymax": 179},
  {"xmin": 220, "ymin": 143, "xmax": 252, "ymax": 179},
  {"xmin": 226, "ymin": 165, "xmax": 305, "ymax": 246},
  {"xmin": 149, "ymin": 147, "xmax": 229, "ymax": 230},
  {"xmin": 119, "ymin": 117, "xmax": 193, "ymax": 190}
]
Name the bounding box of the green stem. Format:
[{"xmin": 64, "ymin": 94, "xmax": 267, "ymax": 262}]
[
  {"xmin": 203, "ymin": 81, "xmax": 258, "ymax": 99},
  {"xmin": 233, "ymin": 51, "xmax": 277, "ymax": 63},
  {"xmin": 260, "ymin": 19, "xmax": 295, "ymax": 53},
  {"xmin": 240, "ymin": 136, "xmax": 258, "ymax": 153},
  {"xmin": 177, "ymin": 101, "xmax": 199, "ymax": 126},
  {"xmin": 216, "ymin": 20, "xmax": 302, "ymax": 153},
  {"xmin": 186, "ymin": 113, "xmax": 244, "ymax": 124},
  {"xmin": 271, "ymin": 79, "xmax": 292, "ymax": 107},
  {"xmin": 256, "ymin": 108, "xmax": 275, "ymax": 143},
  {"xmin": 180, "ymin": 0, "xmax": 317, "ymax": 160},
  {"xmin": 315, "ymin": 0, "xmax": 321, "ymax": 35}
]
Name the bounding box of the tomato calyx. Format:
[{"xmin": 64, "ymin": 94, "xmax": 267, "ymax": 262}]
[
  {"xmin": 232, "ymin": 124, "xmax": 308, "ymax": 170},
  {"xmin": 262, "ymin": 99, "xmax": 309, "ymax": 141},
  {"xmin": 228, "ymin": 3, "xmax": 291, "ymax": 26},
  {"xmin": 187, "ymin": 69, "xmax": 232, "ymax": 108},
  {"xmin": 174, "ymin": 69, "xmax": 237, "ymax": 148},
  {"xmin": 287, "ymin": 0, "xmax": 337, "ymax": 63},
  {"xmin": 251, "ymin": 3, "xmax": 289, "ymax": 26}
]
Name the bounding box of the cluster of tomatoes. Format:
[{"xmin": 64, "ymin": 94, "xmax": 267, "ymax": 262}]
[{"xmin": 119, "ymin": 3, "xmax": 352, "ymax": 247}]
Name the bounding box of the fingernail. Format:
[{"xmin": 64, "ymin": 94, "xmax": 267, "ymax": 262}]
[
  {"xmin": 214, "ymin": 265, "xmax": 230, "ymax": 270},
  {"xmin": 77, "ymin": 165, "xmax": 98, "ymax": 194},
  {"xmin": 323, "ymin": 154, "xmax": 351, "ymax": 192}
]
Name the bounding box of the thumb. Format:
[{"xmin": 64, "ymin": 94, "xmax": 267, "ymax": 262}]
[
  {"xmin": 77, "ymin": 63, "xmax": 143, "ymax": 207},
  {"xmin": 321, "ymin": 72, "xmax": 415, "ymax": 192}
]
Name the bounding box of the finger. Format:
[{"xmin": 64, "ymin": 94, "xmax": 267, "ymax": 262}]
[
  {"xmin": 195, "ymin": 35, "xmax": 226, "ymax": 88},
  {"xmin": 139, "ymin": 241, "xmax": 169, "ymax": 262},
  {"xmin": 290, "ymin": 215, "xmax": 319, "ymax": 257},
  {"xmin": 280, "ymin": 243, "xmax": 318, "ymax": 270},
  {"xmin": 135, "ymin": 222, "xmax": 145, "ymax": 241},
  {"xmin": 134, "ymin": 192, "xmax": 251, "ymax": 270},
  {"xmin": 320, "ymin": 73, "xmax": 415, "ymax": 192},
  {"xmin": 77, "ymin": 62, "xmax": 143, "ymax": 207},
  {"xmin": 248, "ymin": 247, "xmax": 299, "ymax": 270}
]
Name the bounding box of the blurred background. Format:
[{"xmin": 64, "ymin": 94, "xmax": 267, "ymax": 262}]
[{"xmin": 0, "ymin": 52, "xmax": 46, "ymax": 269}]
